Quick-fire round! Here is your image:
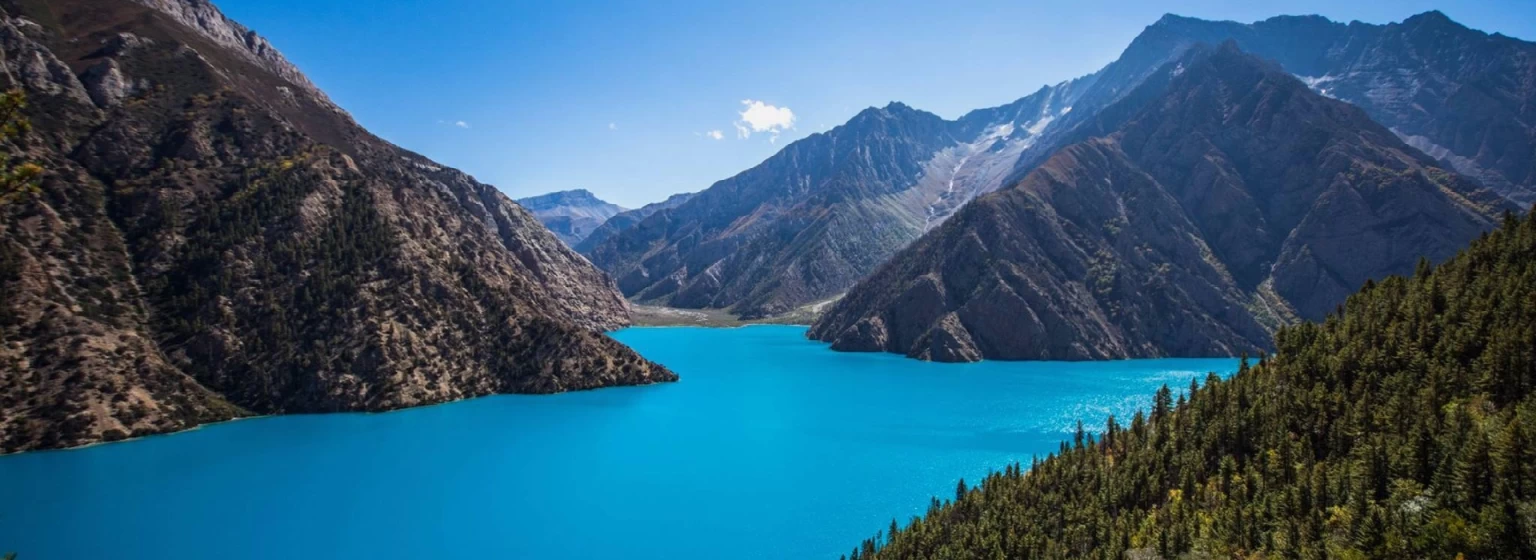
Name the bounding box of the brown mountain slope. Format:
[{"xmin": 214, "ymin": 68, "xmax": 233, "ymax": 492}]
[
  {"xmin": 809, "ymin": 43, "xmax": 1509, "ymax": 362},
  {"xmin": 0, "ymin": 0, "xmax": 672, "ymax": 453}
]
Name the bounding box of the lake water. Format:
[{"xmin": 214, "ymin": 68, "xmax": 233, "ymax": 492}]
[{"xmin": 0, "ymin": 326, "xmax": 1237, "ymax": 559}]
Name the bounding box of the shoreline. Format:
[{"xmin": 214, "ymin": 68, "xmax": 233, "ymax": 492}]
[
  {"xmin": 1, "ymin": 376, "xmax": 678, "ymax": 458},
  {"xmin": 627, "ymin": 298, "xmax": 836, "ymax": 328}
]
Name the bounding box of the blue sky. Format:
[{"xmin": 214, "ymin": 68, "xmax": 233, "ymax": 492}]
[{"xmin": 216, "ymin": 0, "xmax": 1536, "ymax": 208}]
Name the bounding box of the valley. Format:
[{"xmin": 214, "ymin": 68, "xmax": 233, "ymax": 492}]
[{"xmin": 2, "ymin": 1, "xmax": 1534, "ymax": 559}]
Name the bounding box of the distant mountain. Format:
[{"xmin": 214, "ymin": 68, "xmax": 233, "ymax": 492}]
[
  {"xmin": 1010, "ymin": 10, "xmax": 1536, "ymax": 206},
  {"xmin": 0, "ymin": 0, "xmax": 671, "ymax": 453},
  {"xmin": 576, "ymin": 191, "xmax": 694, "ymax": 254},
  {"xmin": 587, "ymin": 10, "xmax": 1535, "ymax": 319},
  {"xmin": 809, "ymin": 43, "xmax": 1509, "ymax": 362},
  {"xmin": 516, "ymin": 189, "xmax": 626, "ymax": 246}
]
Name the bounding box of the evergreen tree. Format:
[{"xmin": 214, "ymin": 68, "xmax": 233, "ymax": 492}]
[{"xmin": 0, "ymin": 90, "xmax": 41, "ymax": 206}]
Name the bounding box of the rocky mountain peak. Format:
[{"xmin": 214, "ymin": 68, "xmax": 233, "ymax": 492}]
[
  {"xmin": 125, "ymin": 0, "xmax": 341, "ymax": 113},
  {"xmin": 517, "ymin": 189, "xmax": 613, "ymax": 210},
  {"xmin": 1402, "ymin": 10, "xmax": 1455, "ymax": 27},
  {"xmin": 515, "ymin": 189, "xmax": 626, "ymax": 246},
  {"xmin": 846, "ymin": 101, "xmax": 935, "ymax": 124},
  {"xmin": 1151, "ymin": 13, "xmax": 1205, "ymax": 28}
]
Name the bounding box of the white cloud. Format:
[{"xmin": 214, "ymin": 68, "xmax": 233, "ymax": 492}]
[
  {"xmin": 735, "ymin": 99, "xmax": 794, "ymax": 141},
  {"xmin": 609, "ymin": 122, "xmax": 618, "ymax": 130},
  {"xmin": 706, "ymin": 130, "xmax": 724, "ymax": 140},
  {"xmin": 455, "ymin": 121, "xmax": 470, "ymax": 129}
]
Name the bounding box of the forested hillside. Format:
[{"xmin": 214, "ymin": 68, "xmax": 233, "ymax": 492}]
[{"xmin": 844, "ymin": 211, "xmax": 1536, "ymax": 559}]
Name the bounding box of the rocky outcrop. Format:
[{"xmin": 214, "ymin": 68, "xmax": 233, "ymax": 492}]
[
  {"xmin": 122, "ymin": 0, "xmax": 341, "ymax": 113},
  {"xmin": 515, "ymin": 189, "xmax": 626, "ymax": 246},
  {"xmin": 810, "ymin": 44, "xmax": 1510, "ymax": 362},
  {"xmin": 0, "ymin": 0, "xmax": 672, "ymax": 453}
]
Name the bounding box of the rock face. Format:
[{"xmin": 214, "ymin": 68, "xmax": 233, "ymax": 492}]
[
  {"xmin": 575, "ymin": 191, "xmax": 694, "ymax": 255},
  {"xmin": 0, "ymin": 0, "xmax": 673, "ymax": 453},
  {"xmin": 515, "ymin": 189, "xmax": 626, "ymax": 246},
  {"xmin": 809, "ymin": 44, "xmax": 1510, "ymax": 362}
]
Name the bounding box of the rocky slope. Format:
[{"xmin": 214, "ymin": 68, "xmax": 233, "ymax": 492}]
[
  {"xmin": 515, "ymin": 188, "xmax": 626, "ymax": 246},
  {"xmin": 809, "ymin": 44, "xmax": 1510, "ymax": 362},
  {"xmin": 575, "ymin": 191, "xmax": 693, "ymax": 254},
  {"xmin": 0, "ymin": 0, "xmax": 672, "ymax": 453}
]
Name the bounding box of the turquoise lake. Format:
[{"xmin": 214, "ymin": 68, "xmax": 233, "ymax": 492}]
[{"xmin": 0, "ymin": 326, "xmax": 1238, "ymax": 559}]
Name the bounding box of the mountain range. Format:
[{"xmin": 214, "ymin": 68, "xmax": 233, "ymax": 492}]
[
  {"xmin": 515, "ymin": 189, "xmax": 626, "ymax": 246},
  {"xmin": 0, "ymin": 0, "xmax": 672, "ymax": 453},
  {"xmin": 3, "ymin": 0, "xmax": 1532, "ymax": 449},
  {"xmin": 809, "ymin": 42, "xmax": 1508, "ymax": 361},
  {"xmin": 1063, "ymin": 11, "xmax": 1536, "ymax": 206},
  {"xmin": 585, "ymin": 10, "xmax": 1536, "ymax": 324}
]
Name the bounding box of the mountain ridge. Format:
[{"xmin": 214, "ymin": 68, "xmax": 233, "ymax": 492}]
[{"xmin": 1005, "ymin": 9, "xmax": 1536, "ymax": 205}]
